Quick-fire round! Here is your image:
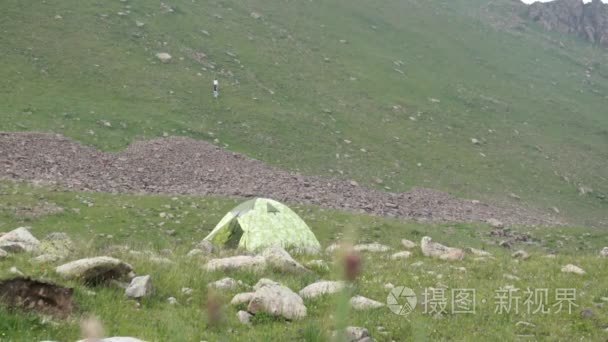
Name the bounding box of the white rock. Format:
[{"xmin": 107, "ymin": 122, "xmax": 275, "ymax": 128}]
[
  {"xmin": 261, "ymin": 246, "xmax": 310, "ymax": 273},
  {"xmin": 155, "ymin": 52, "xmax": 172, "ymax": 63},
  {"xmin": 401, "ymin": 239, "xmax": 417, "ymax": 249},
  {"xmin": 135, "ymin": 20, "xmax": 145, "ymax": 27},
  {"xmin": 344, "ymin": 326, "xmax": 371, "ymax": 341},
  {"xmin": 10, "ymin": 266, "xmax": 24, "ymax": 276},
  {"xmin": 512, "ymin": 250, "xmax": 530, "ymax": 260},
  {"xmin": 231, "ymin": 292, "xmax": 255, "ymax": 306},
  {"xmin": 421, "ymin": 237, "xmax": 464, "ymax": 261},
  {"xmin": 349, "ymin": 296, "xmax": 385, "ymax": 311},
  {"xmin": 0, "ymin": 227, "xmax": 40, "ymax": 253},
  {"xmin": 208, "ymin": 277, "xmax": 239, "ymax": 291},
  {"xmin": 471, "ymin": 138, "xmax": 481, "ymax": 145},
  {"xmin": 391, "ymin": 251, "xmax": 412, "ymax": 260},
  {"xmin": 299, "ymin": 280, "xmax": 345, "ymax": 299},
  {"xmin": 56, "ymin": 256, "xmax": 133, "ymax": 282},
  {"xmin": 250, "ymin": 11, "xmax": 262, "ymax": 19},
  {"xmin": 167, "ymin": 297, "xmax": 178, "ymax": 305},
  {"xmin": 600, "ymin": 247, "xmax": 608, "ymax": 258},
  {"xmin": 561, "ymin": 264, "xmax": 586, "ymax": 275},
  {"xmin": 237, "ymin": 310, "xmax": 253, "ymax": 324},
  {"xmin": 466, "ymin": 248, "xmax": 492, "ymax": 257},
  {"xmin": 181, "ymin": 287, "xmax": 193, "ymax": 296},
  {"xmin": 125, "ymin": 275, "xmax": 153, "ymax": 299},
  {"xmin": 353, "ymin": 243, "xmax": 391, "ymax": 253},
  {"xmin": 503, "ymin": 274, "xmax": 521, "ymax": 281},
  {"xmin": 384, "ymin": 283, "xmax": 395, "ymax": 290},
  {"xmin": 204, "ymin": 255, "xmax": 266, "ymax": 272},
  {"xmin": 247, "ymin": 284, "xmax": 307, "ymax": 320}
]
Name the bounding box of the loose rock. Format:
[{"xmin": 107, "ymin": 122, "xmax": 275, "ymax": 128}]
[
  {"xmin": 247, "ymin": 284, "xmax": 307, "ymax": 320},
  {"xmin": 125, "ymin": 275, "xmax": 153, "ymax": 299},
  {"xmin": 349, "ymin": 296, "xmax": 384, "ymax": 311},
  {"xmin": 299, "ymin": 280, "xmax": 345, "ymax": 299},
  {"xmin": 353, "ymin": 243, "xmax": 390, "ymax": 253},
  {"xmin": 600, "ymin": 247, "xmax": 608, "ymax": 258},
  {"xmin": 208, "ymin": 277, "xmax": 239, "ymax": 291},
  {"xmin": 204, "ymin": 255, "xmax": 266, "ymax": 272},
  {"xmin": 401, "ymin": 239, "xmax": 417, "ymax": 249},
  {"xmin": 0, "ymin": 227, "xmax": 40, "ymax": 253},
  {"xmin": 56, "ymin": 257, "xmax": 133, "ymax": 284},
  {"xmin": 561, "ymin": 264, "xmax": 585, "ymax": 275},
  {"xmin": 261, "ymin": 246, "xmax": 310, "ymax": 273},
  {"xmin": 391, "ymin": 251, "xmax": 412, "ymax": 260},
  {"xmin": 237, "ymin": 310, "xmax": 253, "ymax": 324},
  {"xmin": 421, "ymin": 237, "xmax": 464, "ymax": 261},
  {"xmin": 512, "ymin": 250, "xmax": 530, "ymax": 260},
  {"xmin": 155, "ymin": 52, "xmax": 172, "ymax": 63}
]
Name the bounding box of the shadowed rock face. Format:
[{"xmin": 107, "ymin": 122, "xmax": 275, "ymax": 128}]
[
  {"xmin": 0, "ymin": 277, "xmax": 74, "ymax": 318},
  {"xmin": 527, "ymin": 0, "xmax": 608, "ymax": 47}
]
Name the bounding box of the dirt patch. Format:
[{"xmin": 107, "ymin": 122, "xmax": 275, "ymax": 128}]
[
  {"xmin": 0, "ymin": 277, "xmax": 74, "ymax": 318},
  {"xmin": 0, "ymin": 132, "xmax": 561, "ymax": 226}
]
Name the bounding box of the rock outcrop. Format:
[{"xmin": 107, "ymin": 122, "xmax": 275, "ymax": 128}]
[{"xmin": 527, "ymin": 0, "xmax": 608, "ymax": 47}]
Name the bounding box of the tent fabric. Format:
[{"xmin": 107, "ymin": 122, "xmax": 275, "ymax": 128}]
[{"xmin": 204, "ymin": 198, "xmax": 321, "ymax": 253}]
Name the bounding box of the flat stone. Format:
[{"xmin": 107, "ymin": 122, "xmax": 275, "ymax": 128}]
[
  {"xmin": 561, "ymin": 264, "xmax": 585, "ymax": 275},
  {"xmin": 56, "ymin": 256, "xmax": 133, "ymax": 283},
  {"xmin": 391, "ymin": 251, "xmax": 412, "ymax": 260},
  {"xmin": 204, "ymin": 255, "xmax": 266, "ymax": 272},
  {"xmin": 299, "ymin": 280, "xmax": 345, "ymax": 299},
  {"xmin": 353, "ymin": 243, "xmax": 390, "ymax": 253},
  {"xmin": 349, "ymin": 296, "xmax": 385, "ymax": 311}
]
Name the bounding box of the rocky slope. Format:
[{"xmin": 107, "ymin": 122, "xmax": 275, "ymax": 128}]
[
  {"xmin": 0, "ymin": 132, "xmax": 559, "ymax": 226},
  {"xmin": 527, "ymin": 0, "xmax": 608, "ymax": 47}
]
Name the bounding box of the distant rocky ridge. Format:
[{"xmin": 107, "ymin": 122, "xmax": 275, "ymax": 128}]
[{"xmin": 526, "ymin": 0, "xmax": 608, "ymax": 47}]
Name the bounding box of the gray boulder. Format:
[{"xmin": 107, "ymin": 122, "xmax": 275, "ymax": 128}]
[
  {"xmin": 299, "ymin": 280, "xmax": 345, "ymax": 299},
  {"xmin": 204, "ymin": 255, "xmax": 266, "ymax": 272},
  {"xmin": 237, "ymin": 310, "xmax": 253, "ymax": 324},
  {"xmin": 247, "ymin": 283, "xmax": 307, "ymax": 320},
  {"xmin": 0, "ymin": 227, "xmax": 40, "ymax": 253},
  {"xmin": 349, "ymin": 295, "xmax": 385, "ymax": 311},
  {"xmin": 56, "ymin": 256, "xmax": 133, "ymax": 283},
  {"xmin": 125, "ymin": 275, "xmax": 153, "ymax": 299},
  {"xmin": 261, "ymin": 246, "xmax": 310, "ymax": 273}
]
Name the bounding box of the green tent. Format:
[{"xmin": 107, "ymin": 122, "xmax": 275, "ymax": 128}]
[{"xmin": 203, "ymin": 198, "xmax": 321, "ymax": 254}]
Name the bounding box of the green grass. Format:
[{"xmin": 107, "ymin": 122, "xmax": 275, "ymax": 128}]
[
  {"xmin": 1, "ymin": 0, "xmax": 607, "ymax": 226},
  {"xmin": 0, "ymin": 181, "xmax": 607, "ymax": 341}
]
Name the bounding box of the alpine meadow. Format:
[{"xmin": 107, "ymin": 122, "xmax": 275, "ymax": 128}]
[{"xmin": 1, "ymin": 0, "xmax": 608, "ymax": 341}]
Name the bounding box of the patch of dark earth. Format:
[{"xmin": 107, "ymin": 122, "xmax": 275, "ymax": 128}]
[{"xmin": 0, "ymin": 132, "xmax": 561, "ymax": 226}]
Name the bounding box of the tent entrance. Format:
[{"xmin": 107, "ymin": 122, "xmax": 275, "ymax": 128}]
[{"xmin": 224, "ymin": 219, "xmax": 244, "ymax": 248}]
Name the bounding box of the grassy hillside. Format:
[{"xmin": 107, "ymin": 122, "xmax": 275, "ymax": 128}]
[
  {"xmin": 1, "ymin": 181, "xmax": 607, "ymax": 341},
  {"xmin": 1, "ymin": 0, "xmax": 607, "ymax": 226}
]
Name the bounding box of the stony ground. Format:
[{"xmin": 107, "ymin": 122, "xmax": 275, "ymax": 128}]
[{"xmin": 0, "ymin": 132, "xmax": 560, "ymax": 227}]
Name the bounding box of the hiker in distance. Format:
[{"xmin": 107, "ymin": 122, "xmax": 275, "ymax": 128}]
[{"xmin": 213, "ymin": 78, "xmax": 219, "ymax": 98}]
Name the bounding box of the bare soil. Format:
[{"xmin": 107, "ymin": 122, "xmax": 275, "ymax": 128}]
[{"xmin": 0, "ymin": 132, "xmax": 561, "ymax": 226}]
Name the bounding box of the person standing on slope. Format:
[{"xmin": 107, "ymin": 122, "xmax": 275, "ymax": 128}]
[{"xmin": 213, "ymin": 78, "xmax": 219, "ymax": 98}]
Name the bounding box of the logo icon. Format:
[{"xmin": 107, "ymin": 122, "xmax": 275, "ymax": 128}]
[{"xmin": 387, "ymin": 286, "xmax": 417, "ymax": 316}]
